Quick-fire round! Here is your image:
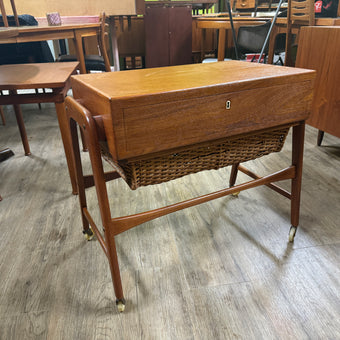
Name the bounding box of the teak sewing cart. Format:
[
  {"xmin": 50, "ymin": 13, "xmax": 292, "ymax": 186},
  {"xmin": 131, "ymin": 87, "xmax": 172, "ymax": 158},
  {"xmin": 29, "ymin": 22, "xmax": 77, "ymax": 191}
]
[{"xmin": 65, "ymin": 61, "xmax": 315, "ymax": 312}]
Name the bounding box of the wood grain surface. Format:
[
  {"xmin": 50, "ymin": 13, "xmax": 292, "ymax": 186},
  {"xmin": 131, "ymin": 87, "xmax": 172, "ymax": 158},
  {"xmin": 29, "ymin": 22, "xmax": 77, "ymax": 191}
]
[{"xmin": 0, "ymin": 63, "xmax": 79, "ymax": 90}]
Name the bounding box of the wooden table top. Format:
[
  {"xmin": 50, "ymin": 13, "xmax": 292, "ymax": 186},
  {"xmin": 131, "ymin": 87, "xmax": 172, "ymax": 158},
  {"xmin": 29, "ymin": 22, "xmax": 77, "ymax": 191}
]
[
  {"xmin": 71, "ymin": 60, "xmax": 314, "ymax": 102},
  {"xmin": 0, "ymin": 22, "xmax": 101, "ymax": 44},
  {"xmin": 71, "ymin": 60, "xmax": 315, "ymax": 160},
  {"xmin": 14, "ymin": 22, "xmax": 100, "ymax": 32},
  {"xmin": 0, "ymin": 62, "xmax": 79, "ymax": 90},
  {"xmin": 0, "ymin": 27, "xmax": 18, "ymax": 38}
]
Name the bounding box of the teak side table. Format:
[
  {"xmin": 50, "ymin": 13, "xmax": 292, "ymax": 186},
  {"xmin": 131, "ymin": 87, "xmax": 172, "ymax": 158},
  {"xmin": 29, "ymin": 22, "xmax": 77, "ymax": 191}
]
[
  {"xmin": 65, "ymin": 61, "xmax": 315, "ymax": 312},
  {"xmin": 0, "ymin": 62, "xmax": 79, "ymax": 194}
]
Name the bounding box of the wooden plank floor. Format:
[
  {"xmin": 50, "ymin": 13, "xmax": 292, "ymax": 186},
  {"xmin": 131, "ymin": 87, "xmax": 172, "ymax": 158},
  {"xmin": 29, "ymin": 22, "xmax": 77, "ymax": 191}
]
[{"xmin": 0, "ymin": 102, "xmax": 339, "ymax": 340}]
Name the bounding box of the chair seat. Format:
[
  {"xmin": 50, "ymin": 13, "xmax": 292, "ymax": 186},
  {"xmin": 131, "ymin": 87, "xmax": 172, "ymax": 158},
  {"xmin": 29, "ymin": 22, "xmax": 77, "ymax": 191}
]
[{"xmin": 56, "ymin": 54, "xmax": 106, "ymax": 71}]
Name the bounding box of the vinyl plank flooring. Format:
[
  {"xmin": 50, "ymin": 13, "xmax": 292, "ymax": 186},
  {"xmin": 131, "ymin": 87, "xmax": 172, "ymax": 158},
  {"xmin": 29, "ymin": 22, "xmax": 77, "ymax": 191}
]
[{"xmin": 183, "ymin": 244, "xmax": 340, "ymax": 339}]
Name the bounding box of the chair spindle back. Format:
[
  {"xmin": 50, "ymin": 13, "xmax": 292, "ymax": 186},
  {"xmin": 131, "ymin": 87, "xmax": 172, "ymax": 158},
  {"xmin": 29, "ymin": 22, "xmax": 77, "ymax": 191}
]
[{"xmin": 0, "ymin": 0, "xmax": 19, "ymax": 27}]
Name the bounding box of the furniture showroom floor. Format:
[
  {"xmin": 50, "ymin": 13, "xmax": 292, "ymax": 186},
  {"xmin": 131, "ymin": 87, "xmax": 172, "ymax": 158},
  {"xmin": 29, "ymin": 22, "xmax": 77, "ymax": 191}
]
[{"xmin": 0, "ymin": 101, "xmax": 339, "ymax": 339}]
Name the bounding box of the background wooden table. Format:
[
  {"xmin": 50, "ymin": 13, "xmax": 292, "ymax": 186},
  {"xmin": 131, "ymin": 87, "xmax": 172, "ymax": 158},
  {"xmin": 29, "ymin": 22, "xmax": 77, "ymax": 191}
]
[{"xmin": 0, "ymin": 22, "xmax": 101, "ymax": 74}]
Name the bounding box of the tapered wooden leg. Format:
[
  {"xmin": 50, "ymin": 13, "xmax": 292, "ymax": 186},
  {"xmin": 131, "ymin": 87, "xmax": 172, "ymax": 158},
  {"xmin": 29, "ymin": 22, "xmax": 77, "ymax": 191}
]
[
  {"xmin": 82, "ymin": 119, "xmax": 125, "ymax": 307},
  {"xmin": 74, "ymin": 31, "xmax": 87, "ymax": 74},
  {"xmin": 13, "ymin": 104, "xmax": 31, "ymax": 156},
  {"xmin": 35, "ymin": 89, "xmax": 42, "ymax": 109},
  {"xmin": 317, "ymin": 130, "xmax": 324, "ymax": 146},
  {"xmin": 291, "ymin": 122, "xmax": 305, "ymax": 229},
  {"xmin": 0, "ymin": 106, "xmax": 5, "ymax": 125},
  {"xmin": 284, "ymin": 31, "xmax": 294, "ymax": 67},
  {"xmin": 66, "ymin": 98, "xmax": 125, "ymax": 309},
  {"xmin": 267, "ymin": 27, "xmax": 278, "ymax": 64},
  {"xmin": 55, "ymin": 101, "xmax": 78, "ymax": 194},
  {"xmin": 69, "ymin": 119, "xmax": 89, "ymax": 233},
  {"xmin": 106, "ymin": 233, "xmax": 125, "ymax": 310},
  {"xmin": 229, "ymin": 163, "xmax": 239, "ymax": 187},
  {"xmin": 217, "ymin": 28, "xmax": 226, "ymax": 61}
]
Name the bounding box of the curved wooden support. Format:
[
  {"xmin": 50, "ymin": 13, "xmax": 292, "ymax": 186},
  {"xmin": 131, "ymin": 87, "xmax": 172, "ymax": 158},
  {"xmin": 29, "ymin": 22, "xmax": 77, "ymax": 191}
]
[{"xmin": 66, "ymin": 96, "xmax": 125, "ymax": 302}]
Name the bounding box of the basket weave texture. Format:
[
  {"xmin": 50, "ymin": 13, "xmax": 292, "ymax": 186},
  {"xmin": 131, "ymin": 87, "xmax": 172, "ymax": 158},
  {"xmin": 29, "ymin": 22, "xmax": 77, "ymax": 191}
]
[{"xmin": 102, "ymin": 126, "xmax": 290, "ymax": 190}]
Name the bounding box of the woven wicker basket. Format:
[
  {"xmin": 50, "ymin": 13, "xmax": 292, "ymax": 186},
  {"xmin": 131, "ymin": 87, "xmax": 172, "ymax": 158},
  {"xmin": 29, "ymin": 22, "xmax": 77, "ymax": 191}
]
[{"xmin": 102, "ymin": 126, "xmax": 290, "ymax": 190}]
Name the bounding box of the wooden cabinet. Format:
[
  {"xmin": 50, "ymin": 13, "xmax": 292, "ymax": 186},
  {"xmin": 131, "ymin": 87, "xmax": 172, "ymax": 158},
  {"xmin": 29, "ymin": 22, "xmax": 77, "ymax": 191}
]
[
  {"xmin": 144, "ymin": 5, "xmax": 192, "ymax": 68},
  {"xmin": 296, "ymin": 26, "xmax": 340, "ymax": 140}
]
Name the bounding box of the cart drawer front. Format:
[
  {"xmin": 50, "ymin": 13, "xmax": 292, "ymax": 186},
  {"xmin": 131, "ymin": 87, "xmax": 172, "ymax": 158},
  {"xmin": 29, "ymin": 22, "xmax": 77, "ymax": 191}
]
[{"xmin": 114, "ymin": 81, "xmax": 312, "ymax": 159}]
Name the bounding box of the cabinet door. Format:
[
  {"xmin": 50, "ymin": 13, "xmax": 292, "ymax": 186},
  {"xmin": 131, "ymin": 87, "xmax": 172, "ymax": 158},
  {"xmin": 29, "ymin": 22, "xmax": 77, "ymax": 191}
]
[
  {"xmin": 168, "ymin": 6, "xmax": 193, "ymax": 66},
  {"xmin": 145, "ymin": 6, "xmax": 192, "ymax": 68},
  {"xmin": 145, "ymin": 6, "xmax": 170, "ymax": 68}
]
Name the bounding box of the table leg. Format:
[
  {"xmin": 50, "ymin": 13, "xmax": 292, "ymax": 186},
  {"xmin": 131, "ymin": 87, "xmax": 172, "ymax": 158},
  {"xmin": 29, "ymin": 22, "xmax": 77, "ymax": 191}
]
[
  {"xmin": 229, "ymin": 163, "xmax": 239, "ymax": 187},
  {"xmin": 74, "ymin": 31, "xmax": 87, "ymax": 74},
  {"xmin": 109, "ymin": 17, "xmax": 120, "ymax": 72},
  {"xmin": 0, "ymin": 106, "xmax": 5, "ymax": 125},
  {"xmin": 200, "ymin": 28, "xmax": 206, "ymax": 62},
  {"xmin": 55, "ymin": 101, "xmax": 78, "ymax": 194},
  {"xmin": 13, "ymin": 104, "xmax": 31, "ymax": 156},
  {"xmin": 67, "ymin": 98, "xmax": 125, "ymax": 309},
  {"xmin": 217, "ymin": 28, "xmax": 226, "ymax": 61},
  {"xmin": 317, "ymin": 130, "xmax": 324, "ymax": 146},
  {"xmin": 284, "ymin": 27, "xmax": 294, "ymax": 67},
  {"xmin": 267, "ymin": 26, "xmax": 278, "ymax": 64},
  {"xmin": 291, "ymin": 122, "xmax": 305, "ymax": 228}
]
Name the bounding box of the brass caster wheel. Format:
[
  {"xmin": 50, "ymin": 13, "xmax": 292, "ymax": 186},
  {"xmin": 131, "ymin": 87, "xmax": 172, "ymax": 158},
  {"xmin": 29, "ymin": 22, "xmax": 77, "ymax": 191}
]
[
  {"xmin": 232, "ymin": 191, "xmax": 240, "ymax": 197},
  {"xmin": 289, "ymin": 226, "xmax": 297, "ymax": 243},
  {"xmin": 116, "ymin": 299, "xmax": 126, "ymax": 313},
  {"xmin": 83, "ymin": 227, "xmax": 94, "ymax": 241}
]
